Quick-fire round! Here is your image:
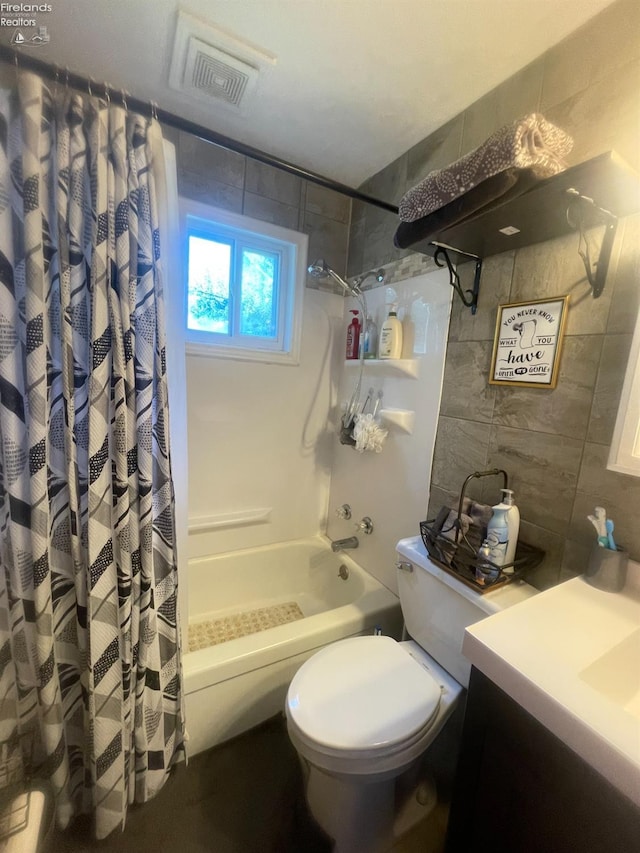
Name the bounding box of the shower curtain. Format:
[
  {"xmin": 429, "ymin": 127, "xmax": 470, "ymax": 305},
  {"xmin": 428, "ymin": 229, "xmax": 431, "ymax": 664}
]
[{"xmin": 0, "ymin": 71, "xmax": 184, "ymax": 838}]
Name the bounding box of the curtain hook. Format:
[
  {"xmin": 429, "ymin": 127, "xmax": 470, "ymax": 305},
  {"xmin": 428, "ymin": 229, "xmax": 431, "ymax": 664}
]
[
  {"xmin": 104, "ymin": 83, "xmax": 111, "ymax": 106},
  {"xmin": 64, "ymin": 66, "xmax": 70, "ymax": 89},
  {"xmin": 121, "ymin": 89, "xmax": 128, "ymax": 111},
  {"xmin": 151, "ymin": 101, "xmax": 158, "ymax": 121},
  {"xmin": 87, "ymin": 77, "xmax": 94, "ymax": 98}
]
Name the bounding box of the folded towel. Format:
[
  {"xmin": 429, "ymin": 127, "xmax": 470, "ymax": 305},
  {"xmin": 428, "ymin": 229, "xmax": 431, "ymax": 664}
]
[
  {"xmin": 399, "ymin": 113, "xmax": 573, "ymax": 223},
  {"xmin": 394, "ymin": 168, "xmax": 539, "ymax": 249},
  {"xmin": 461, "ymin": 497, "xmax": 494, "ymax": 530},
  {"xmin": 433, "ymin": 507, "xmax": 471, "ymax": 544}
]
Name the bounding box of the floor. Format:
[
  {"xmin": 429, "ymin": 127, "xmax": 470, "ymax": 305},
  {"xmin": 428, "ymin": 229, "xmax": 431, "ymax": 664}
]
[{"xmin": 50, "ymin": 714, "xmax": 453, "ymax": 853}]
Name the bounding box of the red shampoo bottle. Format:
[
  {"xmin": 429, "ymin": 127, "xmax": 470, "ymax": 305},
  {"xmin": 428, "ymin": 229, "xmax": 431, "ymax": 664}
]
[{"xmin": 346, "ymin": 310, "xmax": 361, "ymax": 359}]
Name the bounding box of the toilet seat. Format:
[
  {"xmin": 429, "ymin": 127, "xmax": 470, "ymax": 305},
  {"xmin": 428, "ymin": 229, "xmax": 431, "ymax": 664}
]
[{"xmin": 286, "ymin": 635, "xmax": 443, "ymax": 769}]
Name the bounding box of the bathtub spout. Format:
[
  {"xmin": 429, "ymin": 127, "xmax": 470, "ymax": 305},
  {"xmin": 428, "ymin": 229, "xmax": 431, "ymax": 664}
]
[{"xmin": 331, "ymin": 536, "xmax": 359, "ymax": 552}]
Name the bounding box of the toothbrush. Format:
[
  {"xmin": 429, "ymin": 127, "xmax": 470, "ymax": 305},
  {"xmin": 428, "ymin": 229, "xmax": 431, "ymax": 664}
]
[
  {"xmin": 587, "ymin": 515, "xmax": 606, "ymax": 546},
  {"xmin": 372, "ymin": 390, "xmax": 382, "ymax": 419},
  {"xmin": 605, "ymin": 519, "xmax": 616, "ymax": 551},
  {"xmin": 594, "ymin": 506, "xmax": 607, "ymax": 538}
]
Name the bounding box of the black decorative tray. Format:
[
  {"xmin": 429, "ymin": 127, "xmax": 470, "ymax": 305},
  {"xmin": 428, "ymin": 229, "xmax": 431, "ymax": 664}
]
[{"xmin": 420, "ymin": 469, "xmax": 544, "ymax": 593}]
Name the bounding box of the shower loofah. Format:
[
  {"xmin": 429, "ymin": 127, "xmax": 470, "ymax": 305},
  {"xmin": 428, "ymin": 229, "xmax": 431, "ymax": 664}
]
[{"xmin": 352, "ymin": 413, "xmax": 388, "ymax": 453}]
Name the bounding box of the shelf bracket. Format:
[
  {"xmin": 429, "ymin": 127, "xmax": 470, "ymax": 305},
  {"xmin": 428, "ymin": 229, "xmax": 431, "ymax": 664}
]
[
  {"xmin": 566, "ymin": 188, "xmax": 619, "ymax": 299},
  {"xmin": 432, "ymin": 243, "xmax": 482, "ymax": 314}
]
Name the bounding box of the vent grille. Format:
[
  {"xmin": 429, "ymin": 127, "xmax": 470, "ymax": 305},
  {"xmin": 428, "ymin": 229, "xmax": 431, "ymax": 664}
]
[
  {"xmin": 191, "ymin": 50, "xmax": 251, "ymax": 107},
  {"xmin": 168, "ymin": 13, "xmax": 276, "ymax": 115},
  {"xmin": 180, "ymin": 37, "xmax": 259, "ymax": 112}
]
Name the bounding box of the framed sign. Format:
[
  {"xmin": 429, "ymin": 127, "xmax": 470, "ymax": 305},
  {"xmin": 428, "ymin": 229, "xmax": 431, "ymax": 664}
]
[{"xmin": 490, "ymin": 296, "xmax": 570, "ymax": 388}]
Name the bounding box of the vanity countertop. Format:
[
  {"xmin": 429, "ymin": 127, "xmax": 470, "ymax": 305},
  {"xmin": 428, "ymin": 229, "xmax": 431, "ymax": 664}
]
[{"xmin": 463, "ymin": 564, "xmax": 640, "ymax": 808}]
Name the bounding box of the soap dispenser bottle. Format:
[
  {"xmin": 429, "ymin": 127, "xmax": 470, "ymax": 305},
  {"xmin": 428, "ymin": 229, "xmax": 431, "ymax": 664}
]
[
  {"xmin": 486, "ymin": 498, "xmax": 510, "ymax": 569},
  {"xmin": 379, "ymin": 304, "xmax": 402, "ymax": 359},
  {"xmin": 500, "ymin": 488, "xmax": 520, "ymax": 572},
  {"xmin": 346, "ymin": 310, "xmax": 360, "ymax": 360}
]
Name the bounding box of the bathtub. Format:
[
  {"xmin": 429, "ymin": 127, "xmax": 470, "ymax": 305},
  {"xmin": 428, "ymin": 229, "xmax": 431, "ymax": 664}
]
[{"xmin": 183, "ymin": 537, "xmax": 403, "ymax": 756}]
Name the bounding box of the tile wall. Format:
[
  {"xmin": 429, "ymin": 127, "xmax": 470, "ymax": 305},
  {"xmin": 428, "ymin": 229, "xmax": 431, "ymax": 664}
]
[
  {"xmin": 348, "ymin": 0, "xmax": 640, "ymax": 587},
  {"xmin": 165, "ymin": 127, "xmax": 352, "ymax": 293}
]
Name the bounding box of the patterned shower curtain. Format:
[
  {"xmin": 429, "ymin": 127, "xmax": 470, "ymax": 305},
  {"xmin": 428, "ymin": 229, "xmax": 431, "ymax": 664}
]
[{"xmin": 0, "ymin": 72, "xmax": 184, "ymax": 838}]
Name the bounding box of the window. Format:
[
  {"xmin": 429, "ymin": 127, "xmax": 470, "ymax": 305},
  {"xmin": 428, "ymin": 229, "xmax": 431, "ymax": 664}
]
[{"xmin": 180, "ymin": 198, "xmax": 307, "ymax": 364}]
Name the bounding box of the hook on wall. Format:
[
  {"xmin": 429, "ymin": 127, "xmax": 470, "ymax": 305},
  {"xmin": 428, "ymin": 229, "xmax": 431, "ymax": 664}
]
[
  {"xmin": 432, "ymin": 243, "xmax": 482, "ymax": 315},
  {"xmin": 566, "ymin": 188, "xmax": 618, "ymax": 299}
]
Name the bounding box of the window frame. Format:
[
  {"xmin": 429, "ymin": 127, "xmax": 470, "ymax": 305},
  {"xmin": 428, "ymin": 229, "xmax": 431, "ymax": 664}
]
[{"xmin": 179, "ymin": 197, "xmax": 307, "ymax": 365}]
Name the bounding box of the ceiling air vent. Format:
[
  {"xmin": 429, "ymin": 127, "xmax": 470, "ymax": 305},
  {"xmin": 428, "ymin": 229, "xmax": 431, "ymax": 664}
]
[
  {"xmin": 186, "ymin": 39, "xmax": 257, "ymax": 108},
  {"xmin": 169, "ymin": 11, "xmax": 277, "ymax": 116}
]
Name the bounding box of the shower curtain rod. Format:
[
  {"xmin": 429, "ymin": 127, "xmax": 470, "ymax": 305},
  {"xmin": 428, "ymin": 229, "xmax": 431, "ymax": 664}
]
[{"xmin": 0, "ymin": 46, "xmax": 399, "ymax": 215}]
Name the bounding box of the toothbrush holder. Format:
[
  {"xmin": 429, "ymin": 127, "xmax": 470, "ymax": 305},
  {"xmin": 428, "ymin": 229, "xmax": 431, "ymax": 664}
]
[{"xmin": 585, "ymin": 544, "xmax": 628, "ymax": 593}]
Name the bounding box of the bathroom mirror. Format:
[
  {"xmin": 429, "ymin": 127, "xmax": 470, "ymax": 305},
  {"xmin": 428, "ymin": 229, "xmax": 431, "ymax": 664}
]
[{"xmin": 608, "ymin": 305, "xmax": 640, "ymax": 476}]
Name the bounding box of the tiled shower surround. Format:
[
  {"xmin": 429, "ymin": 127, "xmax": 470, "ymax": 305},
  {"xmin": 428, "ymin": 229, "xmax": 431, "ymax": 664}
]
[{"xmin": 349, "ymin": 0, "xmax": 640, "ymax": 588}]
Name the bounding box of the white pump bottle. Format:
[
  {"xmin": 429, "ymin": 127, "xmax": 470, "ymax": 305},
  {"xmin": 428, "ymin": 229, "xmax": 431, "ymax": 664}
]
[
  {"xmin": 379, "ymin": 303, "xmax": 402, "ymax": 359},
  {"xmin": 501, "ymin": 488, "xmax": 520, "ymax": 571},
  {"xmin": 487, "ymin": 488, "xmax": 520, "ymax": 572}
]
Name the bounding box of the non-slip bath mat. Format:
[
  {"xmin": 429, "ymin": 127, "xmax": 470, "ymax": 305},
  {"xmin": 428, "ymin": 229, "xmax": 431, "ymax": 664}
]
[{"xmin": 188, "ymin": 601, "xmax": 305, "ymax": 652}]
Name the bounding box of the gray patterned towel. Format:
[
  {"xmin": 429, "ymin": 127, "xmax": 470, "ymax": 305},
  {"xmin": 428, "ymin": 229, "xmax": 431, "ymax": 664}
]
[{"xmin": 399, "ymin": 113, "xmax": 573, "ymax": 223}]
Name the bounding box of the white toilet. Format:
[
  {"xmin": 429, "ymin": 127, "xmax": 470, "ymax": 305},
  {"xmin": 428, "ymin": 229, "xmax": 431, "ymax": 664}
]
[{"xmin": 286, "ymin": 535, "xmax": 536, "ymax": 852}]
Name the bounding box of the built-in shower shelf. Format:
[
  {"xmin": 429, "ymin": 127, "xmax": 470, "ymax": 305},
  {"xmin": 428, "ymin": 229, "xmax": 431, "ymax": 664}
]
[
  {"xmin": 379, "ymin": 408, "xmax": 415, "ymax": 434},
  {"xmin": 344, "ymin": 358, "xmax": 419, "ymax": 378}
]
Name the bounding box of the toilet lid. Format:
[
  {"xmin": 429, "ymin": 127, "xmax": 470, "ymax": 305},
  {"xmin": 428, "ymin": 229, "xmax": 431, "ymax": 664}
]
[{"xmin": 287, "ymin": 636, "xmax": 442, "ymax": 750}]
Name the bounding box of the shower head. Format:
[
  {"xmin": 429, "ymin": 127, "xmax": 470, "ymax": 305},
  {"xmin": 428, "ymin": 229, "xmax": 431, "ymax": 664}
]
[
  {"xmin": 307, "ymin": 258, "xmax": 361, "ymax": 297},
  {"xmin": 307, "ymin": 259, "xmax": 330, "ymax": 278}
]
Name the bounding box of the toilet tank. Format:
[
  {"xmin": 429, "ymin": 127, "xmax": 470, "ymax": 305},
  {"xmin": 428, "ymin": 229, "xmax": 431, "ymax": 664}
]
[{"xmin": 395, "ymin": 536, "xmax": 536, "ymax": 687}]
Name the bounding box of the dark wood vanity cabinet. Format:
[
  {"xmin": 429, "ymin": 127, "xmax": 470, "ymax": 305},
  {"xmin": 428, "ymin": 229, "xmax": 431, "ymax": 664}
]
[{"xmin": 444, "ymin": 667, "xmax": 640, "ymax": 853}]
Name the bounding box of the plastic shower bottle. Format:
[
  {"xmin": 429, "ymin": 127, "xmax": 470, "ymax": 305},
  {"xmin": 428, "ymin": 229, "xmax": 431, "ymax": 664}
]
[
  {"xmin": 379, "ymin": 304, "xmax": 402, "ymax": 359},
  {"xmin": 346, "ymin": 310, "xmax": 360, "ymax": 359},
  {"xmin": 361, "ymin": 315, "xmax": 378, "ymax": 359}
]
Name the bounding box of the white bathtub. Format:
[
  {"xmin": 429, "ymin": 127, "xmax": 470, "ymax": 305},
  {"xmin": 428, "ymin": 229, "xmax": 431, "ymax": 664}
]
[{"xmin": 183, "ymin": 537, "xmax": 403, "ymax": 756}]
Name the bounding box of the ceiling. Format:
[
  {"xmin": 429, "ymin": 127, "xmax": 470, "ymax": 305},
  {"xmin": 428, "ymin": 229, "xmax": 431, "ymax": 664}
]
[{"xmin": 7, "ymin": 0, "xmax": 617, "ymax": 187}]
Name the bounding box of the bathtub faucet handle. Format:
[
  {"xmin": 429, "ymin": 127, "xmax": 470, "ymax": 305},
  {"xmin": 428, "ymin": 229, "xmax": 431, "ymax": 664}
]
[
  {"xmin": 354, "ymin": 516, "xmax": 374, "ymax": 535},
  {"xmin": 335, "ymin": 503, "xmax": 352, "ymax": 521}
]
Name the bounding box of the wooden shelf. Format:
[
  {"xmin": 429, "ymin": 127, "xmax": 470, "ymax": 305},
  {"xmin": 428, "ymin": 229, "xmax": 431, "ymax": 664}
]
[{"xmin": 404, "ymin": 151, "xmax": 640, "ymax": 265}]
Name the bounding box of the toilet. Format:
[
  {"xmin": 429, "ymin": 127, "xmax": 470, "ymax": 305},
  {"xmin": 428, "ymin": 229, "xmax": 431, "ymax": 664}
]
[{"xmin": 285, "ymin": 535, "xmax": 536, "ymax": 852}]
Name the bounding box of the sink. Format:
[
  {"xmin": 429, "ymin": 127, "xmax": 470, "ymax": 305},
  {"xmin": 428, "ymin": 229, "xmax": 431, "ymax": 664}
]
[
  {"xmin": 580, "ymin": 627, "xmax": 640, "ymax": 718},
  {"xmin": 462, "ymin": 566, "xmax": 640, "ymax": 808}
]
